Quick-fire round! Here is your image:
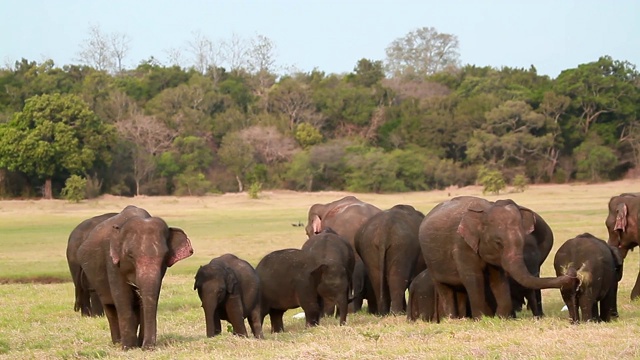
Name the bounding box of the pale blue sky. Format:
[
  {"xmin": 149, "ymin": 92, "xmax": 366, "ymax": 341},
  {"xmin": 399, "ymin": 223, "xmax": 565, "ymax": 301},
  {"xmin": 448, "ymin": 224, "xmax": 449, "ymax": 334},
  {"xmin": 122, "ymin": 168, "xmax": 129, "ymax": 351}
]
[{"xmin": 2, "ymin": 0, "xmax": 638, "ymax": 78}]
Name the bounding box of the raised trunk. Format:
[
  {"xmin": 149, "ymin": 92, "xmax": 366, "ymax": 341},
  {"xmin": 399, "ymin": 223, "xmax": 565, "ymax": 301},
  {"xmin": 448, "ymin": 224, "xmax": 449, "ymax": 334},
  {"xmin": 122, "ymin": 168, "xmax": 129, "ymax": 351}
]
[
  {"xmin": 503, "ymin": 252, "xmax": 567, "ymax": 290},
  {"xmin": 138, "ymin": 276, "xmax": 161, "ymax": 349}
]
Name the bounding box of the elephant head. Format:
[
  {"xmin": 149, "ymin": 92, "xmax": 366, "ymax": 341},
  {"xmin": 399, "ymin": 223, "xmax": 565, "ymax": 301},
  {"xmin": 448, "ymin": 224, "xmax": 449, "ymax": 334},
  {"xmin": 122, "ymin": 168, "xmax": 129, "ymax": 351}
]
[
  {"xmin": 110, "ymin": 216, "xmax": 193, "ymax": 349},
  {"xmin": 457, "ymin": 199, "xmax": 570, "ymax": 290},
  {"xmin": 606, "ymin": 194, "xmax": 640, "ymax": 258}
]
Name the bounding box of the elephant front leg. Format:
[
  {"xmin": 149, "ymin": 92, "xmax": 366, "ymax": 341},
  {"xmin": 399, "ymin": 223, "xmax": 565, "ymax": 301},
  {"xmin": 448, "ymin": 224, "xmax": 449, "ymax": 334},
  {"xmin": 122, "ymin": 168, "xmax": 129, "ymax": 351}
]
[
  {"xmin": 269, "ymin": 309, "xmax": 286, "ymax": 333},
  {"xmin": 103, "ymin": 304, "xmax": 121, "ymax": 344},
  {"xmin": 486, "ymin": 267, "xmax": 512, "ymax": 318},
  {"xmin": 248, "ymin": 308, "xmax": 264, "ymax": 339},
  {"xmin": 224, "ymin": 296, "xmax": 249, "ymax": 337}
]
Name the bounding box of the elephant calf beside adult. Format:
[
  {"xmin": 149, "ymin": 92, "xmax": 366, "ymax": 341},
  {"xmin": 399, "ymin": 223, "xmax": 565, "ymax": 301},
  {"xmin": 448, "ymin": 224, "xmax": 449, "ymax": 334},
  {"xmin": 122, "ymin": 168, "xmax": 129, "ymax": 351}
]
[
  {"xmin": 77, "ymin": 205, "xmax": 194, "ymax": 350},
  {"xmin": 419, "ymin": 196, "xmax": 574, "ymax": 319},
  {"xmin": 355, "ymin": 204, "xmax": 425, "ymax": 315}
]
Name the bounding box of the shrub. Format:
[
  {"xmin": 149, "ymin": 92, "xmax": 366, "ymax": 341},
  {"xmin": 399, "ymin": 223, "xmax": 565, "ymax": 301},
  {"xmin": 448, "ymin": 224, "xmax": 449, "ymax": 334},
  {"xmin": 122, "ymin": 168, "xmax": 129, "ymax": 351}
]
[
  {"xmin": 512, "ymin": 174, "xmax": 529, "ymax": 193},
  {"xmin": 61, "ymin": 175, "xmax": 87, "ymax": 203},
  {"xmin": 477, "ymin": 167, "xmax": 505, "ymax": 195},
  {"xmin": 248, "ymin": 182, "xmax": 262, "ymax": 199}
]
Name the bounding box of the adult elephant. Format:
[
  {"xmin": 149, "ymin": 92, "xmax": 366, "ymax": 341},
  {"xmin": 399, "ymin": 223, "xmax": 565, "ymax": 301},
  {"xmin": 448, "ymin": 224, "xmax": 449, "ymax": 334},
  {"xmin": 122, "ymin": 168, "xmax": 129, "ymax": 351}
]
[
  {"xmin": 606, "ymin": 193, "xmax": 640, "ymax": 300},
  {"xmin": 355, "ymin": 204, "xmax": 425, "ymax": 315},
  {"xmin": 66, "ymin": 212, "xmax": 117, "ymax": 317},
  {"xmin": 305, "ymin": 196, "xmax": 381, "ymax": 312},
  {"xmin": 419, "ymin": 196, "xmax": 574, "ymax": 319},
  {"xmin": 301, "ymin": 228, "xmax": 355, "ymax": 325},
  {"xmin": 77, "ymin": 205, "xmax": 194, "ymax": 350}
]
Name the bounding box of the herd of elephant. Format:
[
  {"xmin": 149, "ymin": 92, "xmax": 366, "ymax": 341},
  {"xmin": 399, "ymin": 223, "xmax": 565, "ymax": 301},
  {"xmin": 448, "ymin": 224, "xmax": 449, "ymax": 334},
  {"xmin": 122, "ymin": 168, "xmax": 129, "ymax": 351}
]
[{"xmin": 65, "ymin": 193, "xmax": 640, "ymax": 350}]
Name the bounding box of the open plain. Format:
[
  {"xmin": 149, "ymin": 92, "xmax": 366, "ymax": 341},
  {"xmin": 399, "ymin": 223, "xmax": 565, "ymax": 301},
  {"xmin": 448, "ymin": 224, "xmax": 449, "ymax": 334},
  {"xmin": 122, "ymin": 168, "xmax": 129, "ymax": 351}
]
[{"xmin": 1, "ymin": 180, "xmax": 639, "ymax": 359}]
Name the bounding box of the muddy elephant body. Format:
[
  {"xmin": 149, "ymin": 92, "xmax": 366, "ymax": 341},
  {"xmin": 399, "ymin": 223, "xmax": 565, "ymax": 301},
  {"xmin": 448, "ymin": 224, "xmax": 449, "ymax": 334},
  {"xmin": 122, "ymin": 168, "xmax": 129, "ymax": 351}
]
[
  {"xmin": 305, "ymin": 196, "xmax": 381, "ymax": 312},
  {"xmin": 606, "ymin": 193, "xmax": 640, "ymax": 300},
  {"xmin": 77, "ymin": 205, "xmax": 193, "ymax": 349},
  {"xmin": 355, "ymin": 204, "xmax": 425, "ymax": 315},
  {"xmin": 194, "ymin": 254, "xmax": 263, "ymax": 338},
  {"xmin": 301, "ymin": 229, "xmax": 355, "ymax": 325},
  {"xmin": 256, "ymin": 248, "xmax": 327, "ymax": 332},
  {"xmin": 419, "ymin": 196, "xmax": 572, "ymax": 319},
  {"xmin": 66, "ymin": 212, "xmax": 118, "ymax": 317},
  {"xmin": 554, "ymin": 233, "xmax": 622, "ymax": 322}
]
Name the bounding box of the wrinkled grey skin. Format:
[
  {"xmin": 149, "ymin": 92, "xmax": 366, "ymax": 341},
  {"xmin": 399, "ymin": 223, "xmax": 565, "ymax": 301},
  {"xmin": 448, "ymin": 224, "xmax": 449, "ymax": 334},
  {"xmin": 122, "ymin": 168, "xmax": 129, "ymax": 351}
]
[
  {"xmin": 77, "ymin": 205, "xmax": 194, "ymax": 350},
  {"xmin": 256, "ymin": 248, "xmax": 326, "ymax": 333},
  {"xmin": 554, "ymin": 233, "xmax": 623, "ymax": 323},
  {"xmin": 194, "ymin": 254, "xmax": 263, "ymax": 338},
  {"xmin": 66, "ymin": 212, "xmax": 117, "ymax": 317},
  {"xmin": 419, "ymin": 196, "xmax": 574, "ymax": 319},
  {"xmin": 302, "ymin": 229, "xmax": 355, "ymax": 325},
  {"xmin": 606, "ymin": 193, "xmax": 640, "ymax": 302},
  {"xmin": 304, "ymin": 196, "xmax": 381, "ymax": 312},
  {"xmin": 355, "ymin": 204, "xmax": 426, "ymax": 315}
]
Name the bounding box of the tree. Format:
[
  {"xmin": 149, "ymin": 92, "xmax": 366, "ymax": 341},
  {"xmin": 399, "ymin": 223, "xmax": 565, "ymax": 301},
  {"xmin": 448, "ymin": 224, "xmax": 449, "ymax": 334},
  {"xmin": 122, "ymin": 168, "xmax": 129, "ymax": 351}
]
[
  {"xmin": 269, "ymin": 77, "xmax": 324, "ymax": 130},
  {"xmin": 218, "ymin": 131, "xmax": 256, "ymax": 192},
  {"xmin": 77, "ymin": 24, "xmax": 131, "ymax": 73},
  {"xmin": 115, "ymin": 113, "xmax": 175, "ymax": 196},
  {"xmin": 385, "ymin": 27, "xmax": 460, "ymax": 78},
  {"xmin": 0, "ymin": 94, "xmax": 114, "ymax": 199}
]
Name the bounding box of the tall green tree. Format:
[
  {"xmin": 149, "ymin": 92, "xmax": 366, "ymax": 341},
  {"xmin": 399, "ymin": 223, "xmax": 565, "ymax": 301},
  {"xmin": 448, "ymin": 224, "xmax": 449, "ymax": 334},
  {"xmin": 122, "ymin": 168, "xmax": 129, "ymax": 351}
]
[{"xmin": 0, "ymin": 93, "xmax": 114, "ymax": 198}]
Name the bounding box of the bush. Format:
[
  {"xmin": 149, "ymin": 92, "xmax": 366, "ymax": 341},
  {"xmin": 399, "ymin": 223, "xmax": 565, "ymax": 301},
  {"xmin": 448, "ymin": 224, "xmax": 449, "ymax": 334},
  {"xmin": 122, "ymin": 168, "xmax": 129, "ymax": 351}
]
[
  {"xmin": 477, "ymin": 167, "xmax": 505, "ymax": 195},
  {"xmin": 61, "ymin": 175, "xmax": 87, "ymax": 203},
  {"xmin": 174, "ymin": 172, "xmax": 212, "ymax": 196},
  {"xmin": 248, "ymin": 182, "xmax": 262, "ymax": 199},
  {"xmin": 512, "ymin": 174, "xmax": 529, "ymax": 193}
]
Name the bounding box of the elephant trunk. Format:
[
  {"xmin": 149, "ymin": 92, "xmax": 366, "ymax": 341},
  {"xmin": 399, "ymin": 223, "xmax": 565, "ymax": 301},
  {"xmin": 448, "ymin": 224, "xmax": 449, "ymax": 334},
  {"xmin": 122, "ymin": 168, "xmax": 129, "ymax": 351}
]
[
  {"xmin": 503, "ymin": 251, "xmax": 572, "ymax": 290},
  {"xmin": 138, "ymin": 273, "xmax": 162, "ymax": 349}
]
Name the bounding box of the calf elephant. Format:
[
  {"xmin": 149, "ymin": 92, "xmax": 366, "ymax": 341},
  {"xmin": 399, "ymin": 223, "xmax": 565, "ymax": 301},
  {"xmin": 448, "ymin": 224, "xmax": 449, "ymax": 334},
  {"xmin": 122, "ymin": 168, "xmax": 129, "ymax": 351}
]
[
  {"xmin": 419, "ymin": 196, "xmax": 574, "ymax": 319},
  {"xmin": 194, "ymin": 254, "xmax": 263, "ymax": 338},
  {"xmin": 355, "ymin": 204, "xmax": 425, "ymax": 315},
  {"xmin": 77, "ymin": 205, "xmax": 194, "ymax": 350},
  {"xmin": 554, "ymin": 233, "xmax": 623, "ymax": 322},
  {"xmin": 66, "ymin": 212, "xmax": 117, "ymax": 317},
  {"xmin": 302, "ymin": 229, "xmax": 355, "ymax": 325},
  {"xmin": 256, "ymin": 248, "xmax": 326, "ymax": 332},
  {"xmin": 305, "ymin": 196, "xmax": 381, "ymax": 312},
  {"xmin": 606, "ymin": 193, "xmax": 640, "ymax": 300}
]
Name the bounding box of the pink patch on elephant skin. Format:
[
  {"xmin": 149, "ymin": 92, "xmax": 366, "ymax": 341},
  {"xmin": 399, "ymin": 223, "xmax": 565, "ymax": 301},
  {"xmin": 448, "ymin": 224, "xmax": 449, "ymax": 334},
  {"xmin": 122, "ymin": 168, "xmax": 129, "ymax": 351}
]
[
  {"xmin": 167, "ymin": 230, "xmax": 194, "ymax": 267},
  {"xmin": 614, "ymin": 203, "xmax": 628, "ymax": 232},
  {"xmin": 312, "ymin": 215, "xmax": 322, "ymax": 234}
]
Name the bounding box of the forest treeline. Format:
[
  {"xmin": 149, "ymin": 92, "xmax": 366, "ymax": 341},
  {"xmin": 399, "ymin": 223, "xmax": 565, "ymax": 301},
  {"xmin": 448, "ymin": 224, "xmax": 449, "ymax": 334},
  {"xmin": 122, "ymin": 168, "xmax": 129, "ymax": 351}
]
[{"xmin": 0, "ymin": 27, "xmax": 638, "ymax": 199}]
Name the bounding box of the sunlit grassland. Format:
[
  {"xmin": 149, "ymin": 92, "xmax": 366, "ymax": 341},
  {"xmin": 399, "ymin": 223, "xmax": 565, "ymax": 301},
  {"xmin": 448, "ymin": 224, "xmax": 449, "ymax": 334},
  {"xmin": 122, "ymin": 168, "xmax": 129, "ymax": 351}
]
[{"xmin": 1, "ymin": 181, "xmax": 639, "ymax": 359}]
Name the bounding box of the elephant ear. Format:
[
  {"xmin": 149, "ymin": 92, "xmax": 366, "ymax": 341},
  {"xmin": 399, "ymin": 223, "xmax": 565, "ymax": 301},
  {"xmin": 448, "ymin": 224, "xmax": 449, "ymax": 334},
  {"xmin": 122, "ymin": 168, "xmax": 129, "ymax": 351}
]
[
  {"xmin": 224, "ymin": 267, "xmax": 238, "ymax": 294},
  {"xmin": 457, "ymin": 206, "xmax": 484, "ymax": 254},
  {"xmin": 311, "ymin": 214, "xmax": 322, "ymax": 234},
  {"xmin": 614, "ymin": 203, "xmax": 628, "ymax": 232},
  {"xmin": 167, "ymin": 227, "xmax": 194, "ymax": 267},
  {"xmin": 518, "ymin": 208, "xmax": 536, "ymax": 234},
  {"xmin": 109, "ymin": 225, "xmax": 123, "ymax": 265}
]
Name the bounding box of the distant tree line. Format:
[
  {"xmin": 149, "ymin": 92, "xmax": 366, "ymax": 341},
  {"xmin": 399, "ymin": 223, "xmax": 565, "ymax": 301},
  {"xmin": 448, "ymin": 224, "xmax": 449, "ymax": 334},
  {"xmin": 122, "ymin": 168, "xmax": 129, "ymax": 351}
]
[{"xmin": 0, "ymin": 26, "xmax": 638, "ymax": 199}]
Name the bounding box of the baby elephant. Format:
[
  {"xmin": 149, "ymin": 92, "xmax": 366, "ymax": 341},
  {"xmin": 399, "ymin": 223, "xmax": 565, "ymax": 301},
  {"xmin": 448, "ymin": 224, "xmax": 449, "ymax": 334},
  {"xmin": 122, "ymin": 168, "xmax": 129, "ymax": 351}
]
[
  {"xmin": 194, "ymin": 254, "xmax": 263, "ymax": 338},
  {"xmin": 553, "ymin": 233, "xmax": 623, "ymax": 323}
]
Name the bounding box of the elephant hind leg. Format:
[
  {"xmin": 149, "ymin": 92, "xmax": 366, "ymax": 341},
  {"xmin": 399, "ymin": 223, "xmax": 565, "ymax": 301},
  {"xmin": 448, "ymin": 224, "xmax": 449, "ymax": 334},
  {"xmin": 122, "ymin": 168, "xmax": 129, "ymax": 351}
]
[
  {"xmin": 631, "ymin": 270, "xmax": 640, "ymax": 300},
  {"xmin": 269, "ymin": 309, "xmax": 286, "ymax": 333}
]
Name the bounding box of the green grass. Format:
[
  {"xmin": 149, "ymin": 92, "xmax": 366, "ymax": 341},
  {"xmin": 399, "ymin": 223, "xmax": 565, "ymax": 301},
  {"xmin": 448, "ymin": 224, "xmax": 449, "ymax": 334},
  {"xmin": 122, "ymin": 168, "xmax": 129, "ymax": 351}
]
[{"xmin": 1, "ymin": 182, "xmax": 640, "ymax": 359}]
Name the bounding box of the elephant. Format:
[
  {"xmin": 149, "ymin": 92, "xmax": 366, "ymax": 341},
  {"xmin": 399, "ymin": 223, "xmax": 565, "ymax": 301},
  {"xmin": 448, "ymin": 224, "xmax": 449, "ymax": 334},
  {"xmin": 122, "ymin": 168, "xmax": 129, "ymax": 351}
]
[
  {"xmin": 66, "ymin": 212, "xmax": 117, "ymax": 317},
  {"xmin": 77, "ymin": 205, "xmax": 194, "ymax": 350},
  {"xmin": 256, "ymin": 248, "xmax": 327, "ymax": 332},
  {"xmin": 304, "ymin": 196, "xmax": 382, "ymax": 312},
  {"xmin": 419, "ymin": 196, "xmax": 574, "ymax": 319},
  {"xmin": 554, "ymin": 233, "xmax": 623, "ymax": 323},
  {"xmin": 407, "ymin": 268, "xmax": 439, "ymax": 322},
  {"xmin": 301, "ymin": 228, "xmax": 355, "ymax": 325},
  {"xmin": 355, "ymin": 204, "xmax": 426, "ymax": 315},
  {"xmin": 194, "ymin": 254, "xmax": 263, "ymax": 338},
  {"xmin": 606, "ymin": 193, "xmax": 640, "ymax": 301}
]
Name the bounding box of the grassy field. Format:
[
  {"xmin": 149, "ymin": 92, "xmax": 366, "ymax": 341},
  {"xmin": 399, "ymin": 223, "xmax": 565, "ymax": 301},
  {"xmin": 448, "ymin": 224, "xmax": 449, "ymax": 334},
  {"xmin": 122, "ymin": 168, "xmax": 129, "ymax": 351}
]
[{"xmin": 1, "ymin": 180, "xmax": 640, "ymax": 359}]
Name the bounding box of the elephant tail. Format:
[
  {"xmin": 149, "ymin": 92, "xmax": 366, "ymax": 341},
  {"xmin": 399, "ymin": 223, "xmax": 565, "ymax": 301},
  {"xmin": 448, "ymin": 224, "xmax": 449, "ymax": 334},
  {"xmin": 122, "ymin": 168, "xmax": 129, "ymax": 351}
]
[{"xmin": 378, "ymin": 244, "xmax": 389, "ymax": 315}]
